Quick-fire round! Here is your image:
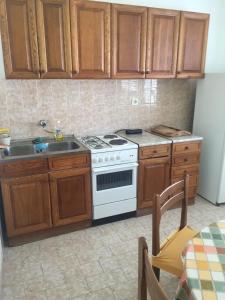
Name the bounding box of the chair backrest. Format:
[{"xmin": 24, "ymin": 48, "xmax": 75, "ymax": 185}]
[
  {"xmin": 152, "ymin": 174, "xmax": 189, "ymax": 257},
  {"xmin": 138, "ymin": 237, "xmax": 169, "ymax": 300}
]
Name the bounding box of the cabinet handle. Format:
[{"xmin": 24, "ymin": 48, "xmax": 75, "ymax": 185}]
[
  {"xmin": 140, "ymin": 71, "xmax": 145, "ymax": 75},
  {"xmin": 153, "ymin": 150, "xmax": 157, "ymax": 154},
  {"xmin": 184, "ymin": 158, "xmax": 188, "ymax": 162},
  {"xmin": 146, "ymin": 70, "xmax": 150, "ymax": 74},
  {"xmin": 72, "ymin": 70, "xmax": 78, "ymax": 75},
  {"xmin": 185, "ymin": 146, "xmax": 189, "ymax": 150}
]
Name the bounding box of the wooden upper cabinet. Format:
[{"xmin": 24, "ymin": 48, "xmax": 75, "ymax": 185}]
[
  {"xmin": 1, "ymin": 174, "xmax": 52, "ymax": 237},
  {"xmin": 146, "ymin": 8, "xmax": 180, "ymax": 78},
  {"xmin": 70, "ymin": 0, "xmax": 110, "ymax": 79},
  {"xmin": 0, "ymin": 0, "xmax": 39, "ymax": 78},
  {"xmin": 177, "ymin": 12, "xmax": 209, "ymax": 78},
  {"xmin": 111, "ymin": 4, "xmax": 147, "ymax": 79},
  {"xmin": 36, "ymin": 0, "xmax": 72, "ymax": 78}
]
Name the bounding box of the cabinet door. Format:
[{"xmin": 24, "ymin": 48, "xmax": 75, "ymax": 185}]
[
  {"xmin": 111, "ymin": 4, "xmax": 147, "ymax": 79},
  {"xmin": 0, "ymin": 0, "xmax": 39, "ymax": 78},
  {"xmin": 36, "ymin": 0, "xmax": 72, "ymax": 78},
  {"xmin": 138, "ymin": 157, "xmax": 170, "ymax": 209},
  {"xmin": 2, "ymin": 174, "xmax": 52, "ymax": 237},
  {"xmin": 146, "ymin": 8, "xmax": 180, "ymax": 78},
  {"xmin": 50, "ymin": 168, "xmax": 92, "ymax": 226},
  {"xmin": 70, "ymin": 0, "xmax": 110, "ymax": 79},
  {"xmin": 177, "ymin": 12, "xmax": 209, "ymax": 78}
]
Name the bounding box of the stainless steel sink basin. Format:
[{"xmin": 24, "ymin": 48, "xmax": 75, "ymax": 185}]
[
  {"xmin": 47, "ymin": 141, "xmax": 80, "ymax": 152},
  {"xmin": 0, "ymin": 139, "xmax": 82, "ymax": 160},
  {"xmin": 3, "ymin": 144, "xmax": 36, "ymax": 157}
]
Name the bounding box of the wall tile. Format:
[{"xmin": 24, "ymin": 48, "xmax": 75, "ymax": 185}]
[{"xmin": 0, "ymin": 79, "xmax": 196, "ymax": 139}]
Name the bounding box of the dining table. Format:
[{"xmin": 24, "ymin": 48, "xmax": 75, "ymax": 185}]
[{"xmin": 177, "ymin": 220, "xmax": 225, "ymax": 300}]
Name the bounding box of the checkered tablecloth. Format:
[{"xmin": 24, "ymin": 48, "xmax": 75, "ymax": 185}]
[{"xmin": 184, "ymin": 220, "xmax": 225, "ymax": 300}]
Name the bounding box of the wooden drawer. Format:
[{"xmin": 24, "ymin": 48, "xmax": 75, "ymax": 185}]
[
  {"xmin": 48, "ymin": 153, "xmax": 90, "ymax": 170},
  {"xmin": 172, "ymin": 153, "xmax": 200, "ymax": 166},
  {"xmin": 0, "ymin": 159, "xmax": 48, "ymax": 177},
  {"xmin": 172, "ymin": 174, "xmax": 198, "ymax": 187},
  {"xmin": 171, "ymin": 164, "xmax": 199, "ymax": 178},
  {"xmin": 173, "ymin": 141, "xmax": 201, "ymax": 155},
  {"xmin": 139, "ymin": 144, "xmax": 171, "ymax": 159}
]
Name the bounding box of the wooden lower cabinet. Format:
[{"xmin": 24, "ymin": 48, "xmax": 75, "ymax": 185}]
[
  {"xmin": 138, "ymin": 157, "xmax": 170, "ymax": 210},
  {"xmin": 50, "ymin": 167, "xmax": 92, "ymax": 226},
  {"xmin": 1, "ymin": 174, "xmax": 52, "ymax": 237},
  {"xmin": 171, "ymin": 141, "xmax": 201, "ymax": 200}
]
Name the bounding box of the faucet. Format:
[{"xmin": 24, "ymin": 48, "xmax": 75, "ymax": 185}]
[{"xmin": 38, "ymin": 120, "xmax": 64, "ymax": 141}]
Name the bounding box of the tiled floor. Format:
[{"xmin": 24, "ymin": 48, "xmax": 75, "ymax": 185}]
[{"xmin": 1, "ymin": 196, "xmax": 225, "ymax": 300}]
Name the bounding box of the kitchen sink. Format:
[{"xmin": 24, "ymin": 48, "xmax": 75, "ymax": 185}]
[
  {"xmin": 3, "ymin": 144, "xmax": 36, "ymax": 157},
  {"xmin": 47, "ymin": 141, "xmax": 80, "ymax": 152},
  {"xmin": 0, "ymin": 139, "xmax": 82, "ymax": 160}
]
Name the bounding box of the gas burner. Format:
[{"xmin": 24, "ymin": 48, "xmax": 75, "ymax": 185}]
[
  {"xmin": 109, "ymin": 139, "xmax": 128, "ymax": 145},
  {"xmin": 103, "ymin": 134, "xmax": 118, "ymax": 139}
]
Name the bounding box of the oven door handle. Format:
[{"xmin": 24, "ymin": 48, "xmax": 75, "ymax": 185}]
[{"xmin": 92, "ymin": 162, "xmax": 138, "ymax": 173}]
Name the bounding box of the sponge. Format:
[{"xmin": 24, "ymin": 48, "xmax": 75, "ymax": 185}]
[{"xmin": 0, "ymin": 128, "xmax": 10, "ymax": 135}]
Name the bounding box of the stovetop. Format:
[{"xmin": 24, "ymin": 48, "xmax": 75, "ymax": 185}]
[{"xmin": 78, "ymin": 134, "xmax": 138, "ymax": 153}]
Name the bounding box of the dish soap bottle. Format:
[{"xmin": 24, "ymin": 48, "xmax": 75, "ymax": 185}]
[{"xmin": 54, "ymin": 120, "xmax": 64, "ymax": 142}]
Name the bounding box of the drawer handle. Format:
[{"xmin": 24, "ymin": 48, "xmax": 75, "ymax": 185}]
[
  {"xmin": 184, "ymin": 158, "xmax": 188, "ymax": 162},
  {"xmin": 185, "ymin": 146, "xmax": 189, "ymax": 150},
  {"xmin": 153, "ymin": 150, "xmax": 157, "ymax": 153}
]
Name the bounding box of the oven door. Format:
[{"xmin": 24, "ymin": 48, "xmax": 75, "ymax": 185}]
[{"xmin": 92, "ymin": 162, "xmax": 138, "ymax": 206}]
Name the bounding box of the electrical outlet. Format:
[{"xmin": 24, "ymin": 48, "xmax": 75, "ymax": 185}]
[{"xmin": 131, "ymin": 97, "xmax": 139, "ymax": 106}]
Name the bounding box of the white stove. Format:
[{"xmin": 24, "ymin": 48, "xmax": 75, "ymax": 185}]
[{"xmin": 78, "ymin": 134, "xmax": 138, "ymax": 220}]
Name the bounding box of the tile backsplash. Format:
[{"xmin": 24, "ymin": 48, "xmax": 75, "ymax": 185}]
[{"xmin": 0, "ymin": 79, "xmax": 196, "ymax": 139}]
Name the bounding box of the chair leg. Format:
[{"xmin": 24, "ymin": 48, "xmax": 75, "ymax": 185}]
[
  {"xmin": 153, "ymin": 266, "xmax": 160, "ymax": 281},
  {"xmin": 138, "ymin": 237, "xmax": 147, "ymax": 300}
]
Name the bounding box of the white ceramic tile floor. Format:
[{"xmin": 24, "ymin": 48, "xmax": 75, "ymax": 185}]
[{"xmin": 1, "ymin": 196, "xmax": 225, "ymax": 300}]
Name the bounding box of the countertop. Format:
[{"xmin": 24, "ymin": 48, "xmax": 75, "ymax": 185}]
[
  {"xmin": 117, "ymin": 130, "xmax": 172, "ymax": 147},
  {"xmin": 164, "ymin": 135, "xmax": 203, "ymax": 143},
  {"xmin": 0, "ymin": 135, "xmax": 90, "ymax": 163}
]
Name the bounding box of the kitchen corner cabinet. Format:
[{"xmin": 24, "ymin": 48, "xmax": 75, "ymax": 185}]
[
  {"xmin": 50, "ymin": 167, "xmax": 92, "ymax": 226},
  {"xmin": 36, "ymin": 0, "xmax": 72, "ymax": 78},
  {"xmin": 146, "ymin": 8, "xmax": 180, "ymax": 78},
  {"xmin": 70, "ymin": 0, "xmax": 110, "ymax": 79},
  {"xmin": 137, "ymin": 144, "xmax": 171, "ymax": 214},
  {"xmin": 177, "ymin": 12, "xmax": 209, "ymax": 78},
  {"xmin": 0, "ymin": 0, "xmax": 40, "ymax": 79},
  {"xmin": 1, "ymin": 174, "xmax": 52, "ymax": 237},
  {"xmin": 111, "ymin": 4, "xmax": 147, "ymax": 79}
]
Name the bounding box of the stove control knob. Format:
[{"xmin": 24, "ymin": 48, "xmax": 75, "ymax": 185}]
[
  {"xmin": 105, "ymin": 157, "xmax": 109, "ymax": 162},
  {"xmin": 116, "ymin": 155, "xmax": 120, "ymax": 160},
  {"xmin": 98, "ymin": 157, "xmax": 103, "ymax": 163},
  {"xmin": 92, "ymin": 158, "xmax": 97, "ymax": 164},
  {"xmin": 110, "ymin": 156, "xmax": 115, "ymax": 161}
]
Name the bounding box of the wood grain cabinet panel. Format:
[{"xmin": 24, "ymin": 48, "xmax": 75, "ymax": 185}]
[
  {"xmin": 36, "ymin": 0, "xmax": 72, "ymax": 78},
  {"xmin": 146, "ymin": 8, "xmax": 180, "ymax": 78},
  {"xmin": 1, "ymin": 174, "xmax": 52, "ymax": 237},
  {"xmin": 177, "ymin": 12, "xmax": 209, "ymax": 78},
  {"xmin": 138, "ymin": 157, "xmax": 170, "ymax": 209},
  {"xmin": 0, "ymin": 0, "xmax": 40, "ymax": 78},
  {"xmin": 111, "ymin": 4, "xmax": 147, "ymax": 79},
  {"xmin": 50, "ymin": 168, "xmax": 92, "ymax": 226},
  {"xmin": 70, "ymin": 0, "xmax": 110, "ymax": 78}
]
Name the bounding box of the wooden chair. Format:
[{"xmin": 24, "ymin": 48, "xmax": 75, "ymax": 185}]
[
  {"xmin": 138, "ymin": 236, "xmax": 169, "ymax": 300},
  {"xmin": 151, "ymin": 175, "xmax": 197, "ymax": 280}
]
